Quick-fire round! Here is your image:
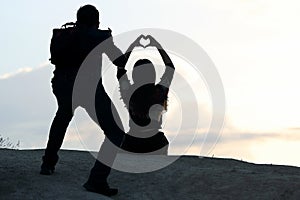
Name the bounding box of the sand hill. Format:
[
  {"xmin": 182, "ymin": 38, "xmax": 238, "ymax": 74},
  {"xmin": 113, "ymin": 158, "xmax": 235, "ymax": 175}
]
[{"xmin": 0, "ymin": 149, "xmax": 300, "ymax": 199}]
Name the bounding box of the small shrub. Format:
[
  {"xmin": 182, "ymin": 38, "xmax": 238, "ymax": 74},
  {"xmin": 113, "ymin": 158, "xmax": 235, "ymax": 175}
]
[{"xmin": 0, "ymin": 134, "xmax": 20, "ymax": 149}]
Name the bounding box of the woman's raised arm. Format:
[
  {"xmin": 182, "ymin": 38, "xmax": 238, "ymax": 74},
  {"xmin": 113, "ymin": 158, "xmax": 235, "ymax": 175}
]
[{"xmin": 147, "ymin": 35, "xmax": 175, "ymax": 87}]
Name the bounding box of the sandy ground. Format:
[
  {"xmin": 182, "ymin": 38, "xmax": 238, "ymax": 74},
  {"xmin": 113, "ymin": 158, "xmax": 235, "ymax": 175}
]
[{"xmin": 0, "ymin": 149, "xmax": 300, "ymax": 200}]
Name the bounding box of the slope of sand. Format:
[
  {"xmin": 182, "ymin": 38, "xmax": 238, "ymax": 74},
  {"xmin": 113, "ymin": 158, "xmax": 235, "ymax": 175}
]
[{"xmin": 0, "ymin": 149, "xmax": 300, "ymax": 200}]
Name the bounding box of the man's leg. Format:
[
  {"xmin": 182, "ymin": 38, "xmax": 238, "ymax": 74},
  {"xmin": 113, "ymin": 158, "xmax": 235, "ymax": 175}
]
[
  {"xmin": 84, "ymin": 85, "xmax": 125, "ymax": 195},
  {"xmin": 41, "ymin": 87, "xmax": 74, "ymax": 175}
]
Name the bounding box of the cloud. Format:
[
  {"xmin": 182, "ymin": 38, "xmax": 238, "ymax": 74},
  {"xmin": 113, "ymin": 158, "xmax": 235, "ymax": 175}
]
[
  {"xmin": 287, "ymin": 127, "xmax": 300, "ymax": 131},
  {"xmin": 0, "ymin": 64, "xmax": 55, "ymax": 148},
  {"xmin": 0, "ymin": 62, "xmax": 49, "ymax": 80},
  {"xmin": 0, "ymin": 68, "xmax": 33, "ymax": 80}
]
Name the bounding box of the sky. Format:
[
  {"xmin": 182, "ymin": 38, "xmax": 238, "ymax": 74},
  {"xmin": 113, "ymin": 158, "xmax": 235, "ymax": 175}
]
[{"xmin": 1, "ymin": 0, "xmax": 300, "ymax": 167}]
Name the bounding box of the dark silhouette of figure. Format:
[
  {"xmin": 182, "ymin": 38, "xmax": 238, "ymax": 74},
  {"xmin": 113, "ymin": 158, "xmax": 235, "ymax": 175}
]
[
  {"xmin": 41, "ymin": 5, "xmax": 129, "ymax": 196},
  {"xmin": 117, "ymin": 35, "xmax": 175, "ymax": 154}
]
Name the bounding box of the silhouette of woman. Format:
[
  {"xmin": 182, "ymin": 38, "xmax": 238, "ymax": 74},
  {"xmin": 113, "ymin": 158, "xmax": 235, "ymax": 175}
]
[{"xmin": 117, "ymin": 35, "xmax": 175, "ymax": 154}]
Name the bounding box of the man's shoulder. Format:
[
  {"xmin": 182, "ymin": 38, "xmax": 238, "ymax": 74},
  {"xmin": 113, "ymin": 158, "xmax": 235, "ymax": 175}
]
[{"xmin": 88, "ymin": 28, "xmax": 112, "ymax": 40}]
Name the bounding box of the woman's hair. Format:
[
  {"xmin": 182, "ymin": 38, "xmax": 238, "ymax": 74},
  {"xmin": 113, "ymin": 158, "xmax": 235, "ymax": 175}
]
[
  {"xmin": 77, "ymin": 5, "xmax": 99, "ymax": 27},
  {"xmin": 132, "ymin": 59, "xmax": 156, "ymax": 84}
]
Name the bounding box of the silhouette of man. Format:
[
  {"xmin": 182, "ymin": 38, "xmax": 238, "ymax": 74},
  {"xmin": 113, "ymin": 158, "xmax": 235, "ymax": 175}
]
[
  {"xmin": 118, "ymin": 35, "xmax": 175, "ymax": 154},
  {"xmin": 41, "ymin": 5, "xmax": 128, "ymax": 196}
]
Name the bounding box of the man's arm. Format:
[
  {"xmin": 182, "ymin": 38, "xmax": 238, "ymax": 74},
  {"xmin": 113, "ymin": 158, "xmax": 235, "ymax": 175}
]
[
  {"xmin": 104, "ymin": 33, "xmax": 144, "ymax": 79},
  {"xmin": 103, "ymin": 35, "xmax": 128, "ymax": 72}
]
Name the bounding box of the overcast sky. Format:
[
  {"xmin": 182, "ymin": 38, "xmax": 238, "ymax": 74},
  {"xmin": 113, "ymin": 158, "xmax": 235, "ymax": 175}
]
[{"xmin": 1, "ymin": 0, "xmax": 300, "ymax": 167}]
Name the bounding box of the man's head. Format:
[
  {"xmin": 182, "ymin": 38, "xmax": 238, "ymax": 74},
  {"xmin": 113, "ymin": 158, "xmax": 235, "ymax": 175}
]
[
  {"xmin": 132, "ymin": 59, "xmax": 156, "ymax": 84},
  {"xmin": 76, "ymin": 5, "xmax": 99, "ymax": 28}
]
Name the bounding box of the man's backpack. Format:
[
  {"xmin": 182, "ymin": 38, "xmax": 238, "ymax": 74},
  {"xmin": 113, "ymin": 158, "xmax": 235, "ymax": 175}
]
[{"xmin": 50, "ymin": 22, "xmax": 78, "ymax": 65}]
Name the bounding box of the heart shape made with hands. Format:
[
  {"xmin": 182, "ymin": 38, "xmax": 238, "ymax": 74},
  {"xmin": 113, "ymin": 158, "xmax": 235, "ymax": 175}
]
[{"xmin": 138, "ymin": 35, "xmax": 151, "ymax": 48}]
